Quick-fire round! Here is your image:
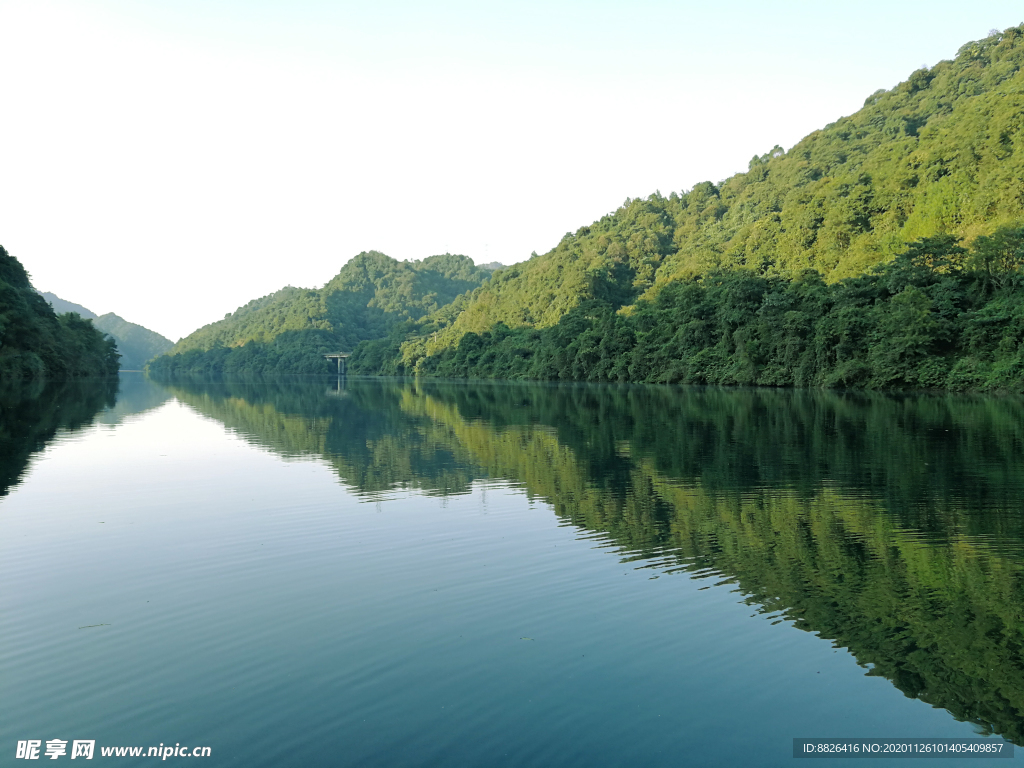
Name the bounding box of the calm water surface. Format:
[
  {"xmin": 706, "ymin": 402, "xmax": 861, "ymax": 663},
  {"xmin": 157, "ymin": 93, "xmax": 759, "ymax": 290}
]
[{"xmin": 2, "ymin": 373, "xmax": 1023, "ymax": 766}]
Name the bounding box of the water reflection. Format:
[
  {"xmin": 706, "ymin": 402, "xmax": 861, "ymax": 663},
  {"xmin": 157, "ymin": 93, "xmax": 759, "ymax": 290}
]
[
  {"xmin": 0, "ymin": 373, "xmax": 175, "ymax": 498},
  {"xmin": 0, "ymin": 377, "xmax": 117, "ymax": 497},
  {"xmin": 158, "ymin": 375, "xmax": 1024, "ymax": 744},
  {"xmin": 94, "ymin": 371, "xmax": 173, "ymax": 426}
]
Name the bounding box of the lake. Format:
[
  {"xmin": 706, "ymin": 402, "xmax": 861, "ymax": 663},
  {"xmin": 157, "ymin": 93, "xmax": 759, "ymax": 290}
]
[{"xmin": 2, "ymin": 373, "xmax": 1023, "ymax": 766}]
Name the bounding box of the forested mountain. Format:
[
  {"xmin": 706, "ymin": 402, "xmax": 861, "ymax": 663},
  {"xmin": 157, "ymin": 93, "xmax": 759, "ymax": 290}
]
[
  {"xmin": 149, "ymin": 252, "xmax": 492, "ymax": 375},
  {"xmin": 429, "ymin": 27, "xmax": 1024, "ymax": 341},
  {"xmin": 152, "ymin": 26, "xmax": 1024, "ymax": 390},
  {"xmin": 0, "ymin": 247, "xmax": 119, "ymax": 379},
  {"xmin": 344, "ymin": 26, "xmax": 1024, "ymax": 390},
  {"xmin": 41, "ymin": 292, "xmax": 174, "ymax": 370},
  {"xmin": 92, "ymin": 314, "xmax": 173, "ymax": 369},
  {"xmin": 358, "ymin": 233, "xmax": 1024, "ymax": 391}
]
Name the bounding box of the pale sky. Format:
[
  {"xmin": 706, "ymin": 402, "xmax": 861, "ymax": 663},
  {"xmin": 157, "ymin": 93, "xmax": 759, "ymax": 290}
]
[{"xmin": 1, "ymin": 0, "xmax": 1021, "ymax": 341}]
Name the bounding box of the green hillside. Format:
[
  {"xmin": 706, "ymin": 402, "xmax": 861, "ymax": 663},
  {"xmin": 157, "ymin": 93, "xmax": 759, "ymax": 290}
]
[
  {"xmin": 0, "ymin": 247, "xmax": 119, "ymax": 379},
  {"xmin": 153, "ymin": 26, "xmax": 1024, "ymax": 389},
  {"xmin": 92, "ymin": 313, "xmax": 173, "ymax": 369},
  {"xmin": 148, "ymin": 251, "xmax": 492, "ymax": 375},
  {"xmin": 438, "ymin": 27, "xmax": 1024, "ymax": 340},
  {"xmin": 344, "ymin": 26, "xmax": 1024, "ymax": 390}
]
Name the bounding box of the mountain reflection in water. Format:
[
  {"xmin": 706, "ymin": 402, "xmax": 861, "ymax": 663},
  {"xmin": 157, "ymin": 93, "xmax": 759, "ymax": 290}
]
[
  {"xmin": 0, "ymin": 377, "xmax": 116, "ymax": 497},
  {"xmin": 0, "ymin": 372, "xmax": 174, "ymax": 499},
  {"xmin": 154, "ymin": 375, "xmax": 1024, "ymax": 745}
]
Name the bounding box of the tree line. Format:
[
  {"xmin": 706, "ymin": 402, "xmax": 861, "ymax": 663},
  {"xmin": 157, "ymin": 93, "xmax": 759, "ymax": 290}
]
[
  {"xmin": 0, "ymin": 246, "xmax": 119, "ymax": 379},
  {"xmin": 351, "ymin": 230, "xmax": 1024, "ymax": 392}
]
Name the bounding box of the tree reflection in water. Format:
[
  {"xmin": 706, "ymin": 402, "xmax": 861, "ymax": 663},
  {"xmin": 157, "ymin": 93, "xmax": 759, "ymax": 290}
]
[{"xmin": 153, "ymin": 376, "xmax": 1024, "ymax": 743}]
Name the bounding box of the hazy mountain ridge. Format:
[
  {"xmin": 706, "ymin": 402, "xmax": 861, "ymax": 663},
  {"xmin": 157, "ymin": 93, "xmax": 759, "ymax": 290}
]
[
  {"xmin": 40, "ymin": 292, "xmax": 97, "ymax": 320},
  {"xmin": 93, "ymin": 314, "xmax": 174, "ymax": 370},
  {"xmin": 40, "ymin": 292, "xmax": 173, "ymax": 370}
]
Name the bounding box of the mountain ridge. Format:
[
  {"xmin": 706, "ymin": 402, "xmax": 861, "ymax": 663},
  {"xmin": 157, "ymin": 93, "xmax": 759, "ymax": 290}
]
[
  {"xmin": 414, "ymin": 25, "xmax": 1024, "ymax": 355},
  {"xmin": 154, "ymin": 25, "xmax": 1024, "ymax": 391},
  {"xmin": 40, "ymin": 292, "xmax": 174, "ymax": 370},
  {"xmin": 149, "ymin": 251, "xmax": 493, "ymax": 375}
]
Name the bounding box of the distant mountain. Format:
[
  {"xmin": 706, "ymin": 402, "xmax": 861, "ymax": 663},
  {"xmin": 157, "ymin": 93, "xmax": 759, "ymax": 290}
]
[
  {"xmin": 149, "ymin": 251, "xmax": 493, "ymax": 375},
  {"xmin": 479, "ymin": 262, "xmax": 505, "ymax": 271},
  {"xmin": 40, "ymin": 293, "xmax": 173, "ymax": 370},
  {"xmin": 40, "ymin": 292, "xmax": 97, "ymax": 319},
  {"xmin": 93, "ymin": 314, "xmax": 174, "ymax": 370}
]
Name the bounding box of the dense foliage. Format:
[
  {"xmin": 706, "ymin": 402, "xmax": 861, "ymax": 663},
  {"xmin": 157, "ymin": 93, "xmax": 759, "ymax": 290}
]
[
  {"xmin": 0, "ymin": 246, "xmax": 120, "ymax": 379},
  {"xmin": 160, "ymin": 376, "xmax": 1024, "ymax": 742},
  {"xmin": 149, "ymin": 251, "xmax": 491, "ymax": 375},
  {"xmin": 352, "ymin": 230, "xmax": 1024, "ymax": 391}
]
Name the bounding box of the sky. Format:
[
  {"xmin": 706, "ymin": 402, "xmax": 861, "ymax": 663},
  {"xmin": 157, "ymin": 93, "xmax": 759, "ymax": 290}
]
[{"xmin": 1, "ymin": 1, "xmax": 1022, "ymax": 341}]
